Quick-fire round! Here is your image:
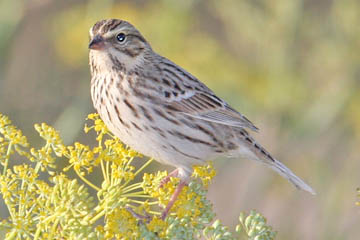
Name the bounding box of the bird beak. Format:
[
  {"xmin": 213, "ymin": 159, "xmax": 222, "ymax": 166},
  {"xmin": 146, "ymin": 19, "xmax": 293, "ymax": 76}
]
[{"xmin": 89, "ymin": 35, "xmax": 105, "ymax": 50}]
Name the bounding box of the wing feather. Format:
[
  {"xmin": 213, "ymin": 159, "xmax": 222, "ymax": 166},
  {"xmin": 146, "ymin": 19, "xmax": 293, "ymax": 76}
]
[
  {"xmin": 167, "ymin": 92, "xmax": 259, "ymax": 131},
  {"xmin": 158, "ymin": 56, "xmax": 258, "ymax": 131}
]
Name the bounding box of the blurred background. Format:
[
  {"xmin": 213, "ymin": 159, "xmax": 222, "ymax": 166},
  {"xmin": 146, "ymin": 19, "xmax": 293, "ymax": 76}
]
[{"xmin": 1, "ymin": 0, "xmax": 360, "ymax": 238}]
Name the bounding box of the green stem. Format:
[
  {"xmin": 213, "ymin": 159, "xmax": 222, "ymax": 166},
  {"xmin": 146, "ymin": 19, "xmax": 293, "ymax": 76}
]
[
  {"xmin": 126, "ymin": 156, "xmax": 135, "ymax": 167},
  {"xmin": 111, "ymin": 162, "xmax": 114, "ymax": 186},
  {"xmin": 48, "ymin": 217, "xmax": 60, "ymax": 240},
  {"xmin": 3, "ymin": 142, "xmax": 12, "ymax": 175},
  {"xmin": 122, "ymin": 158, "xmax": 153, "ymax": 188},
  {"xmin": 75, "ymin": 169, "xmax": 100, "ymax": 191},
  {"xmin": 89, "ymin": 209, "xmax": 106, "ymax": 224},
  {"xmin": 5, "ymin": 230, "xmax": 17, "ymax": 240},
  {"xmin": 134, "ymin": 158, "xmax": 153, "ymax": 177},
  {"xmin": 122, "ymin": 182, "xmax": 143, "ymax": 193},
  {"xmin": 148, "ymin": 210, "xmax": 161, "ymax": 215},
  {"xmin": 100, "ymin": 159, "xmax": 107, "ymax": 184},
  {"xmin": 128, "ymin": 199, "xmax": 158, "ymax": 205},
  {"xmin": 106, "ymin": 160, "xmax": 110, "ymax": 183},
  {"xmin": 6, "ymin": 203, "xmax": 15, "ymax": 222},
  {"xmin": 34, "ymin": 161, "xmax": 41, "ymax": 174},
  {"xmin": 122, "ymin": 194, "xmax": 151, "ymax": 198},
  {"xmin": 33, "ymin": 224, "xmax": 42, "ymax": 240}
]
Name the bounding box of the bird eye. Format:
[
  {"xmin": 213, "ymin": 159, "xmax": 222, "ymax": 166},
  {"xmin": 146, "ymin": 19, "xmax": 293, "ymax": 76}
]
[{"xmin": 116, "ymin": 33, "xmax": 126, "ymax": 42}]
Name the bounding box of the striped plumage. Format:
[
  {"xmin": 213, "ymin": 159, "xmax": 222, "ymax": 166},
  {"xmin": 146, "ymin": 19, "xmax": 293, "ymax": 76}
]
[{"xmin": 88, "ymin": 19, "xmax": 315, "ymax": 217}]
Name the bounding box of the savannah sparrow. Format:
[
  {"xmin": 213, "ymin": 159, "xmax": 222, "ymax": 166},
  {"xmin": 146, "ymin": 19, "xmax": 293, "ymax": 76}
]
[{"xmin": 88, "ymin": 19, "xmax": 315, "ymax": 218}]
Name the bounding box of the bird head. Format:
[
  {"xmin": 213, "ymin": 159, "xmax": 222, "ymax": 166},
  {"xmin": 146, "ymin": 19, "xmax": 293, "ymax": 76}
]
[{"xmin": 89, "ymin": 19, "xmax": 151, "ymax": 72}]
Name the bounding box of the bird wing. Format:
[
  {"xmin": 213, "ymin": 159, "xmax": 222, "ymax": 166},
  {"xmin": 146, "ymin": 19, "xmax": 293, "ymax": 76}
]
[
  {"xmin": 166, "ymin": 91, "xmax": 259, "ymax": 131},
  {"xmin": 157, "ymin": 56, "xmax": 258, "ymax": 131}
]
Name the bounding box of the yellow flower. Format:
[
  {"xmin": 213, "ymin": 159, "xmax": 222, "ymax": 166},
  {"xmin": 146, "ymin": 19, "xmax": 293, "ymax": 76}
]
[
  {"xmin": 34, "ymin": 123, "xmax": 66, "ymax": 157},
  {"xmin": 0, "ymin": 113, "xmax": 29, "ymax": 147},
  {"xmin": 192, "ymin": 161, "xmax": 216, "ymax": 187},
  {"xmin": 147, "ymin": 217, "xmax": 168, "ymax": 238},
  {"xmin": 105, "ymin": 208, "xmax": 139, "ymax": 239},
  {"xmin": 0, "ymin": 113, "xmax": 276, "ymax": 239}
]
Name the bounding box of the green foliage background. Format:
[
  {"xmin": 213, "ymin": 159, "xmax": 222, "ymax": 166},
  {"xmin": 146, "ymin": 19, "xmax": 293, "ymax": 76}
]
[{"xmin": 0, "ymin": 0, "xmax": 359, "ymax": 239}]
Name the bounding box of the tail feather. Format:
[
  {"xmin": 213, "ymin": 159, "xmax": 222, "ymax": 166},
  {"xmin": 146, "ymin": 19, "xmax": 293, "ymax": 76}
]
[
  {"xmin": 268, "ymin": 158, "xmax": 316, "ymax": 195},
  {"xmin": 237, "ymin": 129, "xmax": 316, "ymax": 195}
]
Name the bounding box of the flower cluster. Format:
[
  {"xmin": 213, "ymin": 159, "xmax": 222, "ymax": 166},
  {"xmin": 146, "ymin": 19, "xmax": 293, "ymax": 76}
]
[
  {"xmin": 202, "ymin": 210, "xmax": 276, "ymax": 240},
  {"xmin": 0, "ymin": 114, "xmax": 30, "ymax": 175},
  {"xmin": 0, "ymin": 113, "xmax": 276, "ymax": 239}
]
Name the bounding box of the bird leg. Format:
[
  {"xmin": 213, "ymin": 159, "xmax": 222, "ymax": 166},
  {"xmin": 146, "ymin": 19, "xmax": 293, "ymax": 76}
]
[
  {"xmin": 128, "ymin": 168, "xmax": 185, "ymax": 221},
  {"xmin": 161, "ymin": 180, "xmax": 186, "ymax": 220},
  {"xmin": 159, "ymin": 169, "xmax": 179, "ymax": 188}
]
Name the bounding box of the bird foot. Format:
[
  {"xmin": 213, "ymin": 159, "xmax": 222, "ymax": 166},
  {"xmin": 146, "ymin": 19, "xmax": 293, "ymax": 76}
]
[
  {"xmin": 159, "ymin": 169, "xmax": 179, "ymax": 188},
  {"xmin": 125, "ymin": 206, "xmax": 152, "ymax": 224},
  {"xmin": 160, "ymin": 180, "xmax": 186, "ymax": 220}
]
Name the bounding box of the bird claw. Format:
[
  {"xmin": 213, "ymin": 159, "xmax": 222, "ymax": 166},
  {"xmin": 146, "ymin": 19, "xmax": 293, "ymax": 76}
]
[
  {"xmin": 127, "ymin": 168, "xmax": 184, "ymax": 221},
  {"xmin": 159, "ymin": 169, "xmax": 179, "ymax": 188},
  {"xmin": 125, "ymin": 206, "xmax": 152, "ymax": 224},
  {"xmin": 160, "ymin": 210, "xmax": 167, "ymax": 221}
]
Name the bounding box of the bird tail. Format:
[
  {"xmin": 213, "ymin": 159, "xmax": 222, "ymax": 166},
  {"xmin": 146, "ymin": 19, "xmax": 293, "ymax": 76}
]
[
  {"xmin": 267, "ymin": 157, "xmax": 316, "ymax": 195},
  {"xmin": 237, "ymin": 129, "xmax": 316, "ymax": 195}
]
